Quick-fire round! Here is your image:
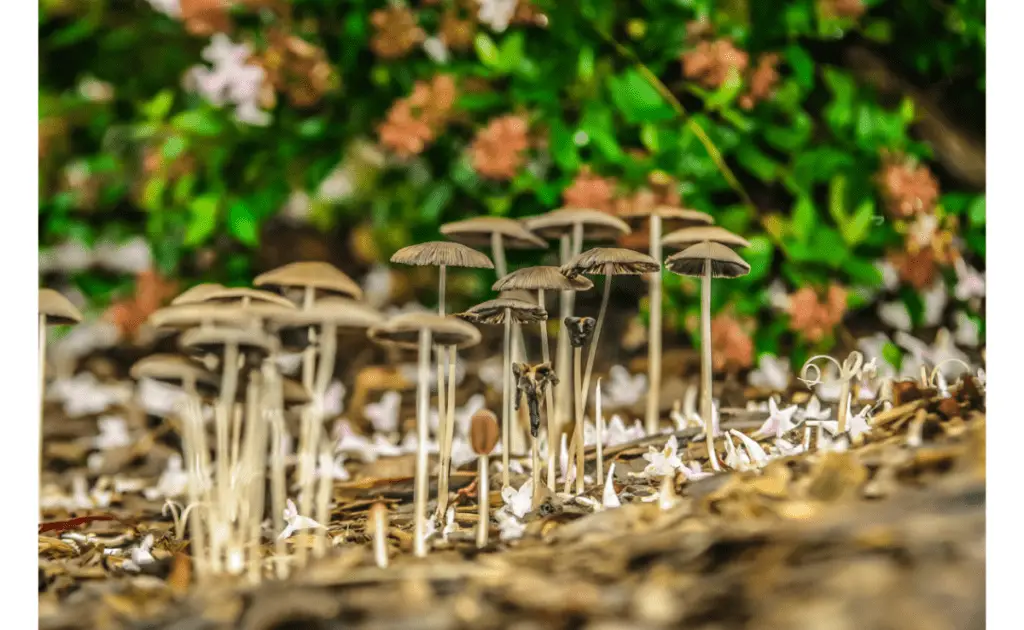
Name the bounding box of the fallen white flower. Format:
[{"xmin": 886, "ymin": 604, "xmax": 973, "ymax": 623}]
[
  {"xmin": 640, "ymin": 436, "xmax": 684, "ymax": 478},
  {"xmin": 143, "ymin": 453, "xmax": 189, "ymax": 500},
  {"xmin": 278, "ymin": 498, "xmax": 325, "ymax": 540},
  {"xmin": 122, "ymin": 534, "xmax": 155, "ymax": 573},
  {"xmin": 94, "ymin": 415, "xmax": 131, "ymax": 451},
  {"xmin": 496, "ymin": 510, "xmax": 526, "ymax": 541},
  {"xmin": 364, "ymin": 391, "xmax": 402, "ymax": 434},
  {"xmin": 729, "ymin": 430, "xmax": 769, "ymax": 468},
  {"xmin": 752, "ymin": 397, "xmax": 800, "ymax": 439},
  {"xmin": 501, "ymin": 479, "xmax": 533, "ymax": 519},
  {"xmin": 602, "ymin": 365, "xmax": 647, "ymax": 409},
  {"xmin": 602, "ymin": 463, "xmax": 621, "ymax": 509},
  {"xmin": 748, "ymin": 354, "xmax": 791, "ymax": 391}
]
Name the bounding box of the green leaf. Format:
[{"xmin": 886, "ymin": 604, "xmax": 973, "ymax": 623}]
[
  {"xmin": 968, "ymin": 196, "xmax": 986, "ymax": 227},
  {"xmin": 842, "ymin": 200, "xmax": 876, "ymax": 245},
  {"xmin": 785, "ymin": 45, "xmax": 815, "ymax": 90},
  {"xmin": 577, "ymin": 47, "xmax": 595, "ymax": 82},
  {"xmin": 549, "ymin": 119, "xmax": 580, "ymax": 171},
  {"xmin": 735, "ymin": 145, "xmax": 777, "ymax": 182},
  {"xmin": 161, "ymin": 136, "xmax": 188, "ymax": 162},
  {"xmin": 828, "ymin": 175, "xmax": 847, "ymax": 225},
  {"xmin": 640, "ymin": 123, "xmax": 660, "ymax": 153},
  {"xmin": 607, "ymin": 69, "xmax": 674, "ymax": 124},
  {"xmin": 227, "ymin": 200, "xmax": 259, "ymax": 246},
  {"xmin": 141, "ymin": 178, "xmax": 166, "ymax": 212},
  {"xmin": 863, "ymin": 19, "xmax": 893, "ymax": 43},
  {"xmin": 842, "ymin": 257, "xmax": 883, "ymax": 287},
  {"xmin": 172, "ymin": 110, "xmax": 224, "ymax": 137},
  {"xmin": 184, "ymin": 195, "xmax": 219, "ymax": 246},
  {"xmin": 705, "ymin": 70, "xmax": 744, "ymax": 110},
  {"xmin": 474, "ymin": 33, "xmax": 501, "ymax": 69},
  {"xmin": 791, "ymin": 196, "xmax": 817, "ymax": 243},
  {"xmin": 142, "ymin": 91, "xmax": 175, "ymax": 122},
  {"xmin": 741, "ymin": 236, "xmax": 774, "ymax": 282},
  {"xmin": 882, "ymin": 342, "xmax": 903, "ymax": 370},
  {"xmin": 421, "ymin": 182, "xmax": 453, "ymax": 223},
  {"xmin": 498, "ymin": 32, "xmax": 525, "ymax": 73}
]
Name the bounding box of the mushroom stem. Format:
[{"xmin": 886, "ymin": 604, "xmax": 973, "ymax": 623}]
[
  {"xmin": 181, "ymin": 377, "xmax": 209, "ymax": 582},
  {"xmin": 299, "ymin": 322, "xmax": 338, "ymax": 566},
  {"xmin": 491, "ymin": 233, "xmax": 508, "ymax": 278},
  {"xmin": 414, "ymin": 328, "xmax": 432, "ymax": 558},
  {"xmin": 645, "ymin": 214, "xmax": 663, "ymax": 435},
  {"xmin": 269, "ymin": 392, "xmax": 288, "ymax": 579},
  {"xmin": 537, "ymin": 289, "xmax": 557, "ymax": 491},
  {"xmin": 554, "ymin": 235, "xmax": 573, "ymax": 450},
  {"xmin": 580, "ymin": 267, "xmax": 612, "ymax": 413},
  {"xmin": 531, "ymin": 436, "xmax": 541, "ymax": 508},
  {"xmin": 243, "ymin": 369, "xmax": 267, "ymax": 584},
  {"xmin": 476, "ymin": 455, "xmax": 489, "ymax": 548},
  {"xmin": 595, "ymin": 377, "xmax": 604, "ymax": 484},
  {"xmin": 229, "ymin": 404, "xmax": 243, "ymax": 477},
  {"xmin": 215, "ymin": 341, "xmax": 240, "ymax": 542},
  {"xmin": 313, "ymin": 443, "xmax": 332, "ymax": 558},
  {"xmin": 510, "ymin": 323, "xmax": 528, "ymax": 457},
  {"xmin": 700, "ymin": 253, "xmax": 721, "ymax": 472},
  {"xmin": 372, "ymin": 505, "xmax": 389, "ymax": 568},
  {"xmin": 437, "ymin": 345, "xmax": 458, "ymax": 516},
  {"xmin": 501, "ymin": 309, "xmax": 512, "ymax": 488},
  {"xmin": 436, "ymin": 266, "xmax": 448, "ymax": 498},
  {"xmin": 573, "ymin": 345, "xmax": 585, "ymax": 495}
]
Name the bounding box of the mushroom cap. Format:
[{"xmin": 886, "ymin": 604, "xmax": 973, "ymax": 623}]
[
  {"xmin": 665, "ymin": 241, "xmax": 751, "ymax": 279},
  {"xmin": 390, "ymin": 241, "xmax": 494, "ymax": 269},
  {"xmin": 440, "ymin": 217, "xmax": 547, "ymax": 250},
  {"xmin": 271, "ymin": 297, "xmax": 384, "ymax": 332},
  {"xmin": 130, "ymin": 354, "xmax": 219, "ymax": 391},
  {"xmin": 661, "ymin": 226, "xmax": 750, "ymax": 250},
  {"xmin": 254, "ymin": 261, "xmax": 363, "ymax": 301},
  {"xmin": 368, "ymin": 313, "xmax": 481, "ymax": 350},
  {"xmin": 560, "ymin": 247, "xmax": 661, "ymax": 277},
  {"xmin": 202, "ymin": 287, "xmax": 298, "ymax": 310},
  {"xmin": 491, "ymin": 266, "xmax": 594, "ymax": 292},
  {"xmin": 171, "ymin": 283, "xmax": 226, "ymax": 306},
  {"xmin": 470, "ymin": 409, "xmax": 500, "ymax": 455},
  {"xmin": 39, "ymin": 289, "xmax": 83, "ymax": 325},
  {"xmin": 178, "ymin": 325, "xmax": 278, "ymax": 358},
  {"xmin": 457, "ymin": 297, "xmax": 548, "ymax": 325},
  {"xmin": 523, "ymin": 208, "xmax": 631, "ymax": 242},
  {"xmin": 149, "ymin": 303, "xmax": 253, "ymax": 331},
  {"xmin": 617, "ymin": 205, "xmax": 715, "ymax": 229}
]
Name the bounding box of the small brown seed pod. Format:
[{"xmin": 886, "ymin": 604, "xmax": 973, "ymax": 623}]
[
  {"xmin": 470, "ymin": 409, "xmax": 500, "ymax": 455},
  {"xmin": 564, "ymin": 316, "xmax": 596, "ymax": 348}
]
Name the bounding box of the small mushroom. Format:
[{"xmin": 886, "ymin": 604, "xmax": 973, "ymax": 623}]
[
  {"xmin": 561, "ymin": 248, "xmax": 659, "ymax": 493},
  {"xmin": 367, "ymin": 502, "xmax": 390, "ymax": 568},
  {"xmin": 513, "ymin": 361, "xmax": 558, "ymax": 504},
  {"xmin": 368, "ymin": 312, "xmax": 481, "ymax": 558},
  {"xmin": 469, "ymin": 409, "xmax": 500, "ymax": 548},
  {"xmin": 665, "ymin": 237, "xmax": 750, "ymax": 471},
  {"xmin": 618, "ymin": 206, "xmax": 714, "ymax": 435},
  {"xmin": 493, "ymin": 267, "xmax": 592, "ymax": 490},
  {"xmin": 458, "ymin": 298, "xmax": 546, "ymax": 488},
  {"xmin": 440, "ymin": 216, "xmax": 547, "ymax": 278}
]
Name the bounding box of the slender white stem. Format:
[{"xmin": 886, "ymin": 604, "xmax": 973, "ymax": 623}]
[
  {"xmin": 700, "ymin": 254, "xmax": 720, "ymax": 471},
  {"xmin": 373, "ymin": 506, "xmax": 389, "ymax": 568},
  {"xmin": 38, "ymin": 314, "xmax": 46, "ymax": 492},
  {"xmin": 580, "ymin": 268, "xmax": 612, "ymax": 413},
  {"xmin": 501, "ymin": 311, "xmax": 512, "ymax": 488},
  {"xmin": 435, "ymin": 267, "xmax": 447, "ymax": 504},
  {"xmin": 837, "ymin": 380, "xmax": 852, "ymax": 434},
  {"xmin": 477, "ymin": 456, "xmax": 489, "ymax": 548},
  {"xmin": 595, "ymin": 377, "xmax": 604, "ymax": 484},
  {"xmin": 538, "ymin": 290, "xmax": 557, "ymax": 491},
  {"xmin": 314, "ymin": 443, "xmax": 332, "ymax": 558},
  {"xmin": 437, "ymin": 345, "xmax": 458, "ymax": 516},
  {"xmin": 491, "ymin": 233, "xmax": 508, "ymax": 279},
  {"xmin": 646, "ymin": 214, "xmax": 663, "ymax": 435},
  {"xmin": 554, "ymin": 235, "xmax": 573, "ymax": 447},
  {"xmin": 269, "ymin": 384, "xmax": 288, "ymax": 579},
  {"xmin": 574, "ymin": 346, "xmax": 585, "ymax": 495},
  {"xmin": 414, "ymin": 328, "xmax": 432, "ymax": 558}
]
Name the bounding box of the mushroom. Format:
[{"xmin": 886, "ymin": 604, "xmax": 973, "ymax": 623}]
[
  {"xmin": 469, "ymin": 409, "xmax": 500, "ymax": 548},
  {"xmin": 492, "ymin": 267, "xmax": 592, "ymax": 490},
  {"xmin": 172, "ymin": 283, "xmax": 226, "ymax": 305},
  {"xmin": 368, "ymin": 313, "xmax": 481, "ymax": 557},
  {"xmin": 457, "ymin": 298, "xmax": 547, "ymax": 488},
  {"xmin": 798, "ymin": 350, "xmax": 873, "ymax": 443},
  {"xmin": 38, "ymin": 289, "xmax": 82, "ymax": 455},
  {"xmin": 391, "ymin": 241, "xmax": 494, "ymax": 493},
  {"xmin": 563, "ymin": 316, "xmax": 596, "ymax": 494},
  {"xmin": 523, "ymin": 209, "xmax": 630, "ymax": 448},
  {"xmin": 664, "ymin": 239, "xmax": 750, "ymax": 471},
  {"xmin": 512, "ymin": 362, "xmax": 558, "ymax": 504},
  {"xmin": 560, "ymin": 247, "xmax": 660, "ymax": 423},
  {"xmin": 617, "ymin": 207, "xmax": 714, "ymax": 434},
  {"xmin": 368, "ymin": 502, "xmax": 390, "ymax": 568}
]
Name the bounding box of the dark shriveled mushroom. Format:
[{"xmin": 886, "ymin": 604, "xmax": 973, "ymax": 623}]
[{"xmin": 564, "ymin": 316, "xmax": 596, "ymax": 494}]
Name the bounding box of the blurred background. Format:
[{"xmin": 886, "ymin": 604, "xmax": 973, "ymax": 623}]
[{"xmin": 38, "ymin": 0, "xmax": 985, "ymax": 382}]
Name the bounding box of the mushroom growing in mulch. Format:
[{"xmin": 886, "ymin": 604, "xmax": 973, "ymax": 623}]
[{"xmin": 665, "ymin": 238, "xmax": 750, "ymax": 471}]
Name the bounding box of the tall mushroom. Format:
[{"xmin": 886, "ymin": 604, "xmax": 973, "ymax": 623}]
[
  {"xmin": 664, "ymin": 240, "xmax": 750, "ymax": 471},
  {"xmin": 523, "ymin": 210, "xmax": 630, "ymax": 445},
  {"xmin": 391, "ymin": 242, "xmax": 494, "ymax": 488},
  {"xmin": 172, "ymin": 283, "xmax": 227, "ymax": 305},
  {"xmin": 616, "ymin": 207, "xmax": 714, "ymax": 434},
  {"xmin": 368, "ymin": 313, "xmax": 480, "ymax": 557},
  {"xmin": 38, "ymin": 289, "xmax": 82, "ymax": 468},
  {"xmin": 440, "ymin": 216, "xmax": 547, "ymax": 279},
  {"xmin": 492, "ymin": 267, "xmax": 593, "ymax": 490},
  {"xmin": 457, "ymin": 297, "xmax": 547, "ymax": 488}
]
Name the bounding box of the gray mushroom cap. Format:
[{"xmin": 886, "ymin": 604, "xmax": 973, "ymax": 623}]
[{"xmin": 665, "ymin": 241, "xmax": 751, "ymax": 279}]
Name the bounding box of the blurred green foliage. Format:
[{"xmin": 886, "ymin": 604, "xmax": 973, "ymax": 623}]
[{"xmin": 39, "ymin": 0, "xmax": 985, "ymax": 361}]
